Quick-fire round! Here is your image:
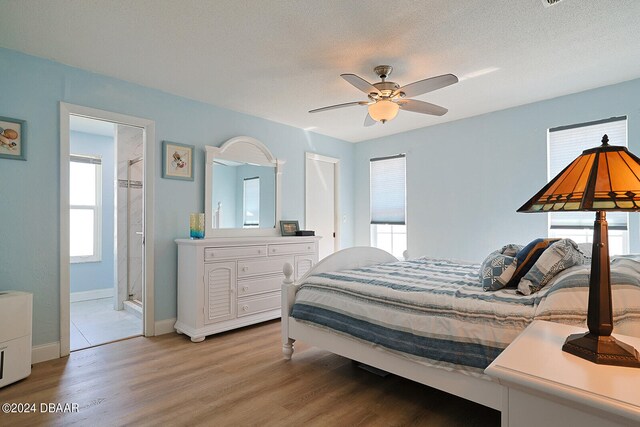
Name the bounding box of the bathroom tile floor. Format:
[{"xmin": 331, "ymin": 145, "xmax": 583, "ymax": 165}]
[{"xmin": 70, "ymin": 297, "xmax": 142, "ymax": 351}]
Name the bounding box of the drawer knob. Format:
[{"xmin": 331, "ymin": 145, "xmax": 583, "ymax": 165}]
[
  {"xmin": 271, "ymin": 248, "xmax": 276, "ymax": 252},
  {"xmin": 242, "ymin": 267, "xmax": 248, "ymax": 272},
  {"xmin": 242, "ymin": 305, "xmax": 249, "ymax": 311},
  {"xmin": 257, "ymin": 249, "xmax": 261, "ymax": 254},
  {"xmin": 242, "ymin": 286, "xmax": 249, "ymax": 292},
  {"xmin": 307, "ymin": 246, "xmax": 311, "ymax": 250}
]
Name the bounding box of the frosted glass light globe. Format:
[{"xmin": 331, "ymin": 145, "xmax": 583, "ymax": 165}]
[{"xmin": 368, "ymin": 100, "xmax": 399, "ymax": 123}]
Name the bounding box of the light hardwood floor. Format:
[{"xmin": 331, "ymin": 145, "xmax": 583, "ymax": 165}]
[{"xmin": 0, "ymin": 320, "xmax": 499, "ymax": 426}]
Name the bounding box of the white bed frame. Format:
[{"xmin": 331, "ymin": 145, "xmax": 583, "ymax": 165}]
[{"xmin": 281, "ymin": 247, "xmax": 508, "ymax": 425}]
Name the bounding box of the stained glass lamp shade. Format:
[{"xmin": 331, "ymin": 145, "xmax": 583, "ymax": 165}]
[{"xmin": 518, "ymin": 135, "xmax": 640, "ymax": 367}]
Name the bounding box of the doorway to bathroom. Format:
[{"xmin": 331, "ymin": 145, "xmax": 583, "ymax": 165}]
[{"xmin": 60, "ymin": 103, "xmax": 155, "ymax": 356}]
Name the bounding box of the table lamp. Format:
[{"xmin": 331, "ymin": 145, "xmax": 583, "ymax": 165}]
[{"xmin": 518, "ymin": 134, "xmax": 640, "ymax": 367}]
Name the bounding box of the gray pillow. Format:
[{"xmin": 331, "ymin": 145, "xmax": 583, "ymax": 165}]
[
  {"xmin": 480, "ymin": 244, "xmax": 524, "ymax": 291},
  {"xmin": 577, "ymin": 242, "xmax": 592, "ymax": 263},
  {"xmin": 518, "ymin": 239, "xmax": 584, "ymax": 295}
]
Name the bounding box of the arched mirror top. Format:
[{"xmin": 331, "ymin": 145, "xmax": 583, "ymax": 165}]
[
  {"xmin": 204, "ymin": 136, "xmax": 284, "ymax": 237},
  {"xmin": 206, "ymin": 136, "xmax": 284, "ymax": 168}
]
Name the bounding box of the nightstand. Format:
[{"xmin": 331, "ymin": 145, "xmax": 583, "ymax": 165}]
[{"xmin": 486, "ymin": 320, "xmax": 640, "ymax": 427}]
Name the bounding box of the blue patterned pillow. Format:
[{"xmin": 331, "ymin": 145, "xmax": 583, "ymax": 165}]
[
  {"xmin": 480, "ymin": 244, "xmax": 523, "ymax": 291},
  {"xmin": 518, "ymin": 239, "xmax": 584, "ymax": 295},
  {"xmin": 504, "ymin": 238, "xmax": 560, "ymax": 288}
]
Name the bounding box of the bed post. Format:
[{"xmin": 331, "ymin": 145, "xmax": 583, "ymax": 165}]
[
  {"xmin": 500, "ymin": 385, "xmax": 509, "ymax": 426},
  {"xmin": 281, "ymin": 262, "xmax": 296, "ymax": 360}
]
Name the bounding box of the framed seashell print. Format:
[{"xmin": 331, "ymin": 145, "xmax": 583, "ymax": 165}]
[
  {"xmin": 0, "ymin": 116, "xmax": 26, "ymax": 161},
  {"xmin": 162, "ymin": 140, "xmax": 194, "ymax": 181}
]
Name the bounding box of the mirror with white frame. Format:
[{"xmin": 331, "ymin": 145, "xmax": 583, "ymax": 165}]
[{"xmin": 205, "ymin": 136, "xmax": 284, "ymax": 237}]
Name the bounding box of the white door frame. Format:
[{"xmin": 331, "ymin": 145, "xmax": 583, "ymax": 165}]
[
  {"xmin": 59, "ymin": 102, "xmax": 155, "ymax": 357},
  {"xmin": 305, "ymin": 152, "xmax": 340, "ymax": 253}
]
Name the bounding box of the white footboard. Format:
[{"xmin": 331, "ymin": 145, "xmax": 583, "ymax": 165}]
[{"xmin": 281, "ymin": 247, "xmax": 398, "ymax": 359}]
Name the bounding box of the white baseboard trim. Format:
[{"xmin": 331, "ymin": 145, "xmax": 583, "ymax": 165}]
[
  {"xmin": 30, "ymin": 319, "xmax": 175, "ymax": 364},
  {"xmin": 32, "ymin": 342, "xmax": 60, "ymax": 364},
  {"xmin": 70, "ymin": 288, "xmax": 113, "ymax": 303},
  {"xmin": 154, "ymin": 318, "xmax": 177, "ymax": 336}
]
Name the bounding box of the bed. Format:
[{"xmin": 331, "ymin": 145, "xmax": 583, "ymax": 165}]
[{"xmin": 280, "ymin": 247, "xmax": 640, "ymax": 425}]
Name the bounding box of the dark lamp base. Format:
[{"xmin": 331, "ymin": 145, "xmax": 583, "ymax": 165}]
[{"xmin": 562, "ymin": 332, "xmax": 640, "ymax": 368}]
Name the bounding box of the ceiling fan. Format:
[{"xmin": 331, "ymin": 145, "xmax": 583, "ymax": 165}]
[{"xmin": 309, "ymin": 65, "xmax": 458, "ymax": 126}]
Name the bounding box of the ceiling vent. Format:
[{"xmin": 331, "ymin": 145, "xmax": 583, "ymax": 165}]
[{"xmin": 541, "ymin": 0, "xmax": 564, "ymax": 6}]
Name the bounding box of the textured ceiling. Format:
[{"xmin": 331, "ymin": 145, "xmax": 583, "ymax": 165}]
[{"xmin": 2, "ymin": 0, "xmax": 640, "ymax": 142}]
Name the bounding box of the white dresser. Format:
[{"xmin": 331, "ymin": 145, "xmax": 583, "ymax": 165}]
[{"xmin": 175, "ymin": 236, "xmax": 320, "ymax": 342}]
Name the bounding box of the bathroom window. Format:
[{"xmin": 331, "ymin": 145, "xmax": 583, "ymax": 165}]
[
  {"xmin": 70, "ymin": 155, "xmax": 102, "ymax": 263},
  {"xmin": 243, "ymin": 177, "xmax": 260, "ymax": 228}
]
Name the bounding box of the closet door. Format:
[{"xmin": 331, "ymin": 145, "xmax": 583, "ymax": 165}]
[{"xmin": 204, "ymin": 262, "xmax": 236, "ymax": 324}]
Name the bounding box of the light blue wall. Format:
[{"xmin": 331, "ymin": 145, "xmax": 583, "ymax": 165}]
[
  {"xmin": 0, "ymin": 48, "xmax": 355, "ymax": 346},
  {"xmin": 69, "ymin": 131, "xmax": 115, "ymax": 293},
  {"xmin": 355, "ymin": 78, "xmax": 640, "ymax": 262}
]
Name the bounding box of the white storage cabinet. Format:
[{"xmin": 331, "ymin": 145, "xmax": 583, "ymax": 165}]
[
  {"xmin": 175, "ymin": 236, "xmax": 319, "ymax": 342},
  {"xmin": 0, "ymin": 291, "xmax": 32, "ymax": 388}
]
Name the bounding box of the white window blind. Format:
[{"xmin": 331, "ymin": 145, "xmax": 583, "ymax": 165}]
[
  {"xmin": 243, "ymin": 177, "xmax": 260, "ymax": 227},
  {"xmin": 548, "ymin": 116, "xmax": 628, "ymax": 229},
  {"xmin": 370, "ymin": 154, "xmax": 406, "ymax": 225}
]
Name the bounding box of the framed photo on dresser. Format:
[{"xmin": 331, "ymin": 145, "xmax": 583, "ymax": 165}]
[{"xmin": 280, "ymin": 220, "xmax": 299, "ymax": 236}]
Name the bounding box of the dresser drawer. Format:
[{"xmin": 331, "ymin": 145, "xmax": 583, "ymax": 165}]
[
  {"xmin": 237, "ymin": 292, "xmax": 280, "ymax": 317},
  {"xmin": 238, "ymin": 275, "xmax": 282, "ymax": 297},
  {"xmin": 204, "ymin": 245, "xmax": 267, "ymax": 262},
  {"xmin": 237, "ymin": 257, "xmax": 293, "ymax": 277},
  {"xmin": 267, "ymin": 242, "xmax": 315, "ymax": 256}
]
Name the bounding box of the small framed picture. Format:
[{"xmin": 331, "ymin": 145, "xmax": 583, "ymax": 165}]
[
  {"xmin": 0, "ymin": 116, "xmax": 26, "ymax": 161},
  {"xmin": 280, "ymin": 220, "xmax": 300, "ymax": 236},
  {"xmin": 162, "ymin": 141, "xmax": 194, "ymax": 181}
]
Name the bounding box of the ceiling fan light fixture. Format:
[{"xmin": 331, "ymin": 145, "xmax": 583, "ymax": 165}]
[
  {"xmin": 368, "ymin": 100, "xmax": 399, "ymax": 123},
  {"xmin": 310, "ymin": 65, "xmax": 457, "ymax": 126}
]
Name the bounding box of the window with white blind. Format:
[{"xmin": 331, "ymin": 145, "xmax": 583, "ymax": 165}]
[
  {"xmin": 70, "ymin": 155, "xmax": 102, "ymax": 263},
  {"xmin": 548, "ymin": 116, "xmax": 629, "ymax": 254},
  {"xmin": 370, "ymin": 154, "xmax": 406, "ymax": 258},
  {"xmin": 243, "ymin": 177, "xmax": 260, "ymax": 228}
]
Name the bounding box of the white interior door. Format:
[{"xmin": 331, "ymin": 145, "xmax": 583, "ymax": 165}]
[{"xmin": 305, "ymin": 153, "xmax": 339, "ymax": 260}]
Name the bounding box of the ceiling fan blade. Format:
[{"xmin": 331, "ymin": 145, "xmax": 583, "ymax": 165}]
[
  {"xmin": 341, "ymin": 74, "xmax": 380, "ymax": 95},
  {"xmin": 396, "ymin": 74, "xmax": 458, "ymax": 98},
  {"xmin": 309, "ymin": 101, "xmax": 368, "ymax": 113},
  {"xmin": 398, "ymin": 99, "xmax": 448, "ymax": 116},
  {"xmin": 364, "ymin": 113, "xmax": 376, "ymax": 127}
]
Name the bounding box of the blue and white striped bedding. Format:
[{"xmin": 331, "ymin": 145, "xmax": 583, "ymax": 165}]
[{"xmin": 291, "ymin": 256, "xmax": 640, "ymax": 376}]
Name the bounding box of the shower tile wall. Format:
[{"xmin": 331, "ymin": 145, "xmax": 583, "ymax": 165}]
[{"xmin": 117, "ymin": 125, "xmax": 144, "ymax": 309}]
